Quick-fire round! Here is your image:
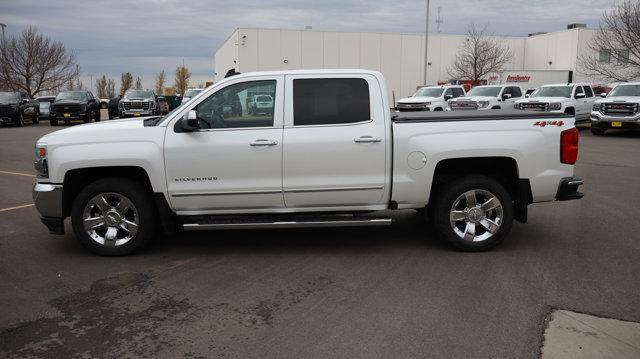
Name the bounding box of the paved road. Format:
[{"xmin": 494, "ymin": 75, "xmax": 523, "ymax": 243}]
[{"xmin": 1, "ymin": 122, "xmax": 639, "ymax": 358}]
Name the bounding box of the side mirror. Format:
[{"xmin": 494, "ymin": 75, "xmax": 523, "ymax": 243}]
[
  {"xmin": 575, "ymin": 93, "xmax": 585, "ymax": 99},
  {"xmin": 502, "ymin": 93, "xmax": 512, "ymax": 100},
  {"xmin": 21, "ymin": 99, "xmax": 29, "ymax": 104},
  {"xmin": 525, "ymin": 93, "xmax": 530, "ymax": 98},
  {"xmin": 444, "ymin": 94, "xmax": 452, "ymax": 100},
  {"xmin": 180, "ymin": 110, "xmax": 199, "ymax": 131},
  {"xmin": 600, "ymin": 92, "xmax": 607, "ymax": 98}
]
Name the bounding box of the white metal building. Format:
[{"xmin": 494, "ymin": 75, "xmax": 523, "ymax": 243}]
[{"xmin": 214, "ymin": 26, "xmax": 600, "ymax": 102}]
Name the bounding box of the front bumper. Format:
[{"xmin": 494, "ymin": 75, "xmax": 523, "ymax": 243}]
[
  {"xmin": 556, "ymin": 177, "xmax": 584, "ymax": 201},
  {"xmin": 0, "ymin": 114, "xmax": 19, "ymax": 125},
  {"xmin": 32, "ymin": 183, "xmax": 64, "ymax": 234},
  {"xmin": 51, "ymin": 112, "xmax": 86, "ymax": 121},
  {"xmin": 591, "ymin": 112, "xmax": 640, "ymax": 129}
]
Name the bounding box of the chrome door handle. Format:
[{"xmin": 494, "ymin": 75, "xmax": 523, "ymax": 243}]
[
  {"xmin": 250, "ymin": 139, "xmax": 278, "ymax": 146},
  {"xmin": 354, "ymin": 136, "xmax": 382, "ymax": 143}
]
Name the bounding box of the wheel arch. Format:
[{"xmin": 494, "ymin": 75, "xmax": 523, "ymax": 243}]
[{"xmin": 428, "ymin": 157, "xmax": 531, "ymax": 223}]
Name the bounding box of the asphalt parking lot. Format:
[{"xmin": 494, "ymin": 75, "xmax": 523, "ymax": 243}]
[{"xmin": 0, "ymin": 121, "xmax": 639, "ymax": 358}]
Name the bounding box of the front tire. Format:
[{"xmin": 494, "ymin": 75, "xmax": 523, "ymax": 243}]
[
  {"xmin": 431, "ymin": 175, "xmax": 514, "ymax": 252},
  {"xmin": 50, "ymin": 117, "xmax": 58, "ymax": 126},
  {"xmin": 16, "ymin": 112, "xmax": 24, "ymax": 127},
  {"xmin": 71, "ymin": 178, "xmax": 157, "ymax": 256},
  {"xmin": 32, "ymin": 111, "xmax": 40, "ymax": 124},
  {"xmin": 591, "ymin": 128, "xmax": 606, "ymax": 136}
]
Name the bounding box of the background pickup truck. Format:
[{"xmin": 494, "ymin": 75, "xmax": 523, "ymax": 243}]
[{"xmin": 32, "ymin": 70, "xmax": 583, "ymax": 256}]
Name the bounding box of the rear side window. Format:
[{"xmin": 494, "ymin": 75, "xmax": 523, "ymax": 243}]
[
  {"xmin": 293, "ymin": 78, "xmax": 370, "ymax": 126},
  {"xmin": 452, "ymin": 88, "xmax": 465, "ymax": 97},
  {"xmin": 510, "ymin": 87, "xmax": 522, "ymax": 98},
  {"xmin": 584, "ymin": 86, "xmax": 594, "ymax": 97}
]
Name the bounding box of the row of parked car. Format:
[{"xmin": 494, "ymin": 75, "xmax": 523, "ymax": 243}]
[
  {"xmin": 0, "ymin": 87, "xmax": 208, "ymax": 127},
  {"xmin": 395, "ymin": 82, "xmax": 640, "ymax": 135}
]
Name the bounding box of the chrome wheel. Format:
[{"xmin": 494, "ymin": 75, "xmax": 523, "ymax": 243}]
[
  {"xmin": 83, "ymin": 192, "xmax": 139, "ymax": 247},
  {"xmin": 449, "ymin": 189, "xmax": 503, "ymax": 242}
]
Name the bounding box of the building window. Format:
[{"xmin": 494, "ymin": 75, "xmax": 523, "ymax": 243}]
[
  {"xmin": 598, "ymin": 49, "xmax": 611, "ymax": 63},
  {"xmin": 616, "ymin": 49, "xmax": 630, "ymax": 64}
]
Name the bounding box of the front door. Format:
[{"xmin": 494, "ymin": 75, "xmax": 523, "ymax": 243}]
[
  {"xmin": 164, "ymin": 76, "xmax": 285, "ymax": 213},
  {"xmin": 282, "ymin": 75, "xmax": 389, "ymax": 209}
]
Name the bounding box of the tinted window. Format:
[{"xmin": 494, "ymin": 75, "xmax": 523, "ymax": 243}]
[
  {"xmin": 574, "ymin": 86, "xmax": 584, "ymax": 98},
  {"xmin": 293, "ymin": 78, "xmax": 370, "ymax": 126},
  {"xmin": 510, "ymin": 87, "xmax": 522, "ymax": 98},
  {"xmin": 452, "ymin": 88, "xmax": 465, "ymax": 97},
  {"xmin": 583, "ymin": 86, "xmax": 594, "ymax": 97},
  {"xmin": 443, "ymin": 88, "xmax": 453, "ymax": 97},
  {"xmin": 194, "ymin": 80, "xmax": 275, "ymax": 129}
]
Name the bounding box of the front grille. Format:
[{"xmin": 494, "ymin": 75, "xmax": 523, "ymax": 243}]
[
  {"xmin": 519, "ymin": 102, "xmax": 549, "ymax": 111},
  {"xmin": 52, "ymin": 103, "xmax": 82, "ymax": 112},
  {"xmin": 0, "ymin": 105, "xmax": 13, "ymax": 116},
  {"xmin": 397, "ymin": 103, "xmax": 427, "ymax": 110},
  {"xmin": 122, "ymin": 101, "xmax": 150, "ymax": 110},
  {"xmin": 601, "ymin": 102, "xmax": 639, "ymax": 116},
  {"xmin": 449, "ymin": 101, "xmax": 478, "ymax": 110}
]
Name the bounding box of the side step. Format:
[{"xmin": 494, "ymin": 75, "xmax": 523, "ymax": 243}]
[{"xmin": 181, "ymin": 214, "xmax": 393, "ymax": 231}]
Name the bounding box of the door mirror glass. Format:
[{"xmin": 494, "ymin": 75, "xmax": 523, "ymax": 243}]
[
  {"xmin": 502, "ymin": 93, "xmax": 512, "ymax": 100},
  {"xmin": 525, "ymin": 93, "xmax": 530, "ymax": 98},
  {"xmin": 600, "ymin": 92, "xmax": 607, "ymax": 98},
  {"xmin": 444, "ymin": 94, "xmax": 452, "ymax": 100},
  {"xmin": 180, "ymin": 110, "xmax": 199, "ymax": 131},
  {"xmin": 575, "ymin": 93, "xmax": 585, "ymax": 99}
]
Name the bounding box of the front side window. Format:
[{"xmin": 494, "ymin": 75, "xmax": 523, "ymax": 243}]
[
  {"xmin": 452, "ymin": 88, "xmax": 465, "ymax": 97},
  {"xmin": 193, "ymin": 80, "xmax": 275, "ymax": 129},
  {"xmin": 293, "ymin": 78, "xmax": 370, "ymax": 126},
  {"xmin": 574, "ymin": 86, "xmax": 584, "ymax": 98},
  {"xmin": 510, "ymin": 87, "xmax": 522, "ymax": 98}
]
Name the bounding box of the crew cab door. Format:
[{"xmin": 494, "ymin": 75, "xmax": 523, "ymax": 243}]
[
  {"xmin": 164, "ymin": 75, "xmax": 285, "ymax": 213},
  {"xmin": 573, "ymin": 86, "xmax": 589, "ymax": 119},
  {"xmin": 282, "ymin": 74, "xmax": 388, "ymax": 208}
]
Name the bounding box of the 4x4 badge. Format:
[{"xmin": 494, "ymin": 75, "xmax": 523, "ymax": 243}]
[{"xmin": 534, "ymin": 121, "xmax": 564, "ymax": 127}]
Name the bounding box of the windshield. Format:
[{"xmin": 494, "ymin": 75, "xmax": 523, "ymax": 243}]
[
  {"xmin": 255, "ymin": 95, "xmax": 272, "ymax": 102},
  {"xmin": 608, "ymin": 84, "xmax": 640, "ymax": 97},
  {"xmin": 413, "ymin": 88, "xmax": 444, "ymax": 97},
  {"xmin": 184, "ymin": 89, "xmax": 203, "ymax": 98},
  {"xmin": 0, "ymin": 92, "xmax": 20, "ymax": 103},
  {"xmin": 124, "ymin": 90, "xmax": 154, "ymax": 99},
  {"xmin": 532, "ymin": 86, "xmax": 572, "ymax": 98},
  {"xmin": 55, "ymin": 92, "xmax": 87, "ymax": 102},
  {"xmin": 467, "ymin": 86, "xmax": 501, "ymax": 97}
]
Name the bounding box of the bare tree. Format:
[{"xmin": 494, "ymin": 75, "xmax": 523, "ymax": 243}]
[
  {"xmin": 106, "ymin": 79, "xmax": 116, "ymax": 98},
  {"xmin": 120, "ymin": 72, "xmax": 133, "ymax": 96},
  {"xmin": 174, "ymin": 66, "xmax": 191, "ymax": 95},
  {"xmin": 579, "ymin": 0, "xmax": 640, "ymax": 82},
  {"xmin": 448, "ymin": 24, "xmax": 514, "ymax": 82},
  {"xmin": 95, "ymin": 75, "xmax": 108, "ymax": 98},
  {"xmin": 155, "ymin": 70, "xmax": 166, "ymax": 95},
  {"xmin": 0, "ymin": 26, "xmax": 79, "ymax": 96},
  {"xmin": 134, "ymin": 76, "xmax": 143, "ymax": 90}
]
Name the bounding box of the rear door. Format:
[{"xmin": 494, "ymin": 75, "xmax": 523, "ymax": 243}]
[
  {"xmin": 574, "ymin": 86, "xmax": 588, "ymax": 118},
  {"xmin": 282, "ymin": 74, "xmax": 388, "ymax": 208}
]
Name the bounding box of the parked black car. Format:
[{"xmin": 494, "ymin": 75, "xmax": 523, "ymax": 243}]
[
  {"xmin": 107, "ymin": 96, "xmax": 121, "ymax": 119},
  {"xmin": 0, "ymin": 91, "xmax": 40, "ymax": 127},
  {"xmin": 49, "ymin": 91, "xmax": 100, "ymax": 125}
]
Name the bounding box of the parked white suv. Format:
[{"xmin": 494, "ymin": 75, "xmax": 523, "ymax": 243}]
[
  {"xmin": 449, "ymin": 85, "xmax": 523, "ymax": 110},
  {"xmin": 591, "ymin": 82, "xmax": 640, "ymax": 135},
  {"xmin": 396, "ymin": 85, "xmax": 465, "ymax": 111},
  {"xmin": 514, "ymin": 83, "xmax": 596, "ymax": 122}
]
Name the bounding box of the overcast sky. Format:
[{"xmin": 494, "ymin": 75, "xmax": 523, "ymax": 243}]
[{"xmin": 0, "ymin": 0, "xmax": 615, "ymax": 93}]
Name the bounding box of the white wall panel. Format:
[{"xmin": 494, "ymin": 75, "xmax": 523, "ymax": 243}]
[{"xmin": 300, "ymin": 31, "xmax": 324, "ymax": 69}]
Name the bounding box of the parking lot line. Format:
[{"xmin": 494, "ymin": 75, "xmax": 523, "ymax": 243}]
[
  {"xmin": 0, "ymin": 204, "xmax": 35, "ymax": 212},
  {"xmin": 0, "ymin": 170, "xmax": 35, "ymax": 178}
]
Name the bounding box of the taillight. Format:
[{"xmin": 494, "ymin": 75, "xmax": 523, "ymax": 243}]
[{"xmin": 560, "ymin": 127, "xmax": 579, "ymax": 164}]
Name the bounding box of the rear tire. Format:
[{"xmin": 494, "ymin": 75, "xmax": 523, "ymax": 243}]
[
  {"xmin": 431, "ymin": 175, "xmax": 514, "ymax": 252},
  {"xmin": 71, "ymin": 178, "xmax": 157, "ymax": 256},
  {"xmin": 591, "ymin": 128, "xmax": 606, "ymax": 136}
]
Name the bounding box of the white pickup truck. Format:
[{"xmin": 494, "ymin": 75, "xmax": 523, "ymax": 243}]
[
  {"xmin": 32, "ymin": 70, "xmax": 583, "ymax": 255},
  {"xmin": 591, "ymin": 82, "xmax": 640, "ymax": 135},
  {"xmin": 396, "ymin": 85, "xmax": 466, "ymax": 111},
  {"xmin": 448, "ymin": 85, "xmax": 523, "ymax": 111},
  {"xmin": 514, "ymin": 83, "xmax": 596, "ymax": 122}
]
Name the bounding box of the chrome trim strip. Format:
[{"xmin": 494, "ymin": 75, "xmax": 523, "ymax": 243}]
[
  {"xmin": 284, "ymin": 186, "xmax": 383, "ymax": 193},
  {"xmin": 172, "ymin": 189, "xmax": 281, "ymax": 197},
  {"xmin": 567, "ymin": 180, "xmax": 584, "ymax": 186},
  {"xmin": 183, "ymin": 218, "xmax": 392, "ymax": 230}
]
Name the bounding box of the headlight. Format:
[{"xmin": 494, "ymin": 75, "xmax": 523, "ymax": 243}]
[
  {"xmin": 592, "ymin": 103, "xmax": 600, "ymax": 111},
  {"xmin": 478, "ymin": 101, "xmax": 490, "ymax": 108},
  {"xmin": 423, "ymin": 102, "xmax": 431, "ymax": 106},
  {"xmin": 549, "ymin": 103, "xmax": 562, "ymax": 111},
  {"xmin": 34, "ymin": 143, "xmax": 48, "ymax": 178}
]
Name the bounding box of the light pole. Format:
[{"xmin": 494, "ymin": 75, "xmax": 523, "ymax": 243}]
[
  {"xmin": 423, "ymin": 0, "xmax": 430, "ymax": 86},
  {"xmin": 0, "ymin": 23, "xmax": 6, "ymax": 42},
  {"xmin": 89, "ymin": 73, "xmax": 94, "ymax": 91}
]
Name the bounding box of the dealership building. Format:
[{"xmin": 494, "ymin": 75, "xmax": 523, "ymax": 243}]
[{"xmin": 214, "ymin": 25, "xmax": 607, "ymax": 103}]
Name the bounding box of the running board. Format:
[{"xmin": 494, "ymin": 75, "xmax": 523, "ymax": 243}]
[{"xmin": 182, "ymin": 218, "xmax": 392, "ymax": 231}]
